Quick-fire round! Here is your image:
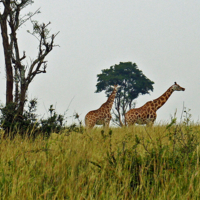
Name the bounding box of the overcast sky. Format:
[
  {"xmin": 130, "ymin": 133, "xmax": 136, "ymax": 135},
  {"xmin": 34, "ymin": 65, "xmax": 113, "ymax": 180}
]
[{"xmin": 0, "ymin": 0, "xmax": 200, "ymax": 125}]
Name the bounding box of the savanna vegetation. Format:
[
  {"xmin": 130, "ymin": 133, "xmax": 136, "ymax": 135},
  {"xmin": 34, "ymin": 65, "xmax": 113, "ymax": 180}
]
[
  {"xmin": 0, "ymin": 1, "xmax": 199, "ymax": 199},
  {"xmin": 0, "ymin": 109, "xmax": 200, "ymax": 199}
]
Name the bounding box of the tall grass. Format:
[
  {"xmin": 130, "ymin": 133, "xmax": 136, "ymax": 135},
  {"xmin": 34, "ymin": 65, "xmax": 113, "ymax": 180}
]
[{"xmin": 0, "ymin": 117, "xmax": 200, "ymax": 199}]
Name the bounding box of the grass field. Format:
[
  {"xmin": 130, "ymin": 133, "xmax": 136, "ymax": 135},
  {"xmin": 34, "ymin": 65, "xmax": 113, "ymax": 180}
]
[{"xmin": 0, "ymin": 116, "xmax": 200, "ymax": 199}]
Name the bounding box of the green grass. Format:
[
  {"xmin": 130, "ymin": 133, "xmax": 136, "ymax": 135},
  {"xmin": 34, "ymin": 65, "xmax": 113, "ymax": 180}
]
[{"xmin": 0, "ymin": 121, "xmax": 200, "ymax": 199}]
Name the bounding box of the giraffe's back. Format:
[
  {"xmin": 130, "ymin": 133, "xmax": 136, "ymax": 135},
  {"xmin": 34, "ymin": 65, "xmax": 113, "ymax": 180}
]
[
  {"xmin": 125, "ymin": 101, "xmax": 156, "ymax": 125},
  {"xmin": 85, "ymin": 108, "xmax": 111, "ymax": 128}
]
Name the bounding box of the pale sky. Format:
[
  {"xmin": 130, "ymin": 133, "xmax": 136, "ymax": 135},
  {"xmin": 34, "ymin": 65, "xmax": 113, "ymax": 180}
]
[{"xmin": 0, "ymin": 0, "xmax": 200, "ymax": 125}]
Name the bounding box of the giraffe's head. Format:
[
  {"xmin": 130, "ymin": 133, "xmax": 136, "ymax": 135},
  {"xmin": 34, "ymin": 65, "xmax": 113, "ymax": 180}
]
[
  {"xmin": 171, "ymin": 82, "xmax": 185, "ymax": 91},
  {"xmin": 111, "ymin": 85, "xmax": 121, "ymax": 91}
]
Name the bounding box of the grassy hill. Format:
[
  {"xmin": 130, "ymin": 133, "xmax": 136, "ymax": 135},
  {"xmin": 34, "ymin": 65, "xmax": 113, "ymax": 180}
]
[{"xmin": 0, "ymin": 119, "xmax": 200, "ymax": 199}]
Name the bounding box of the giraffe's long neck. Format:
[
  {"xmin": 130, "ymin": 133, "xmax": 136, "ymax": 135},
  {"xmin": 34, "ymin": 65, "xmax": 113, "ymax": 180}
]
[
  {"xmin": 152, "ymin": 87, "xmax": 174, "ymax": 111},
  {"xmin": 100, "ymin": 87, "xmax": 117, "ymax": 111}
]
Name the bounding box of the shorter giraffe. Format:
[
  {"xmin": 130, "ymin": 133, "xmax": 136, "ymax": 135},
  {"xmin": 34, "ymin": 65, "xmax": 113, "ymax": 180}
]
[
  {"xmin": 85, "ymin": 85, "xmax": 120, "ymax": 129},
  {"xmin": 125, "ymin": 82, "xmax": 185, "ymax": 126}
]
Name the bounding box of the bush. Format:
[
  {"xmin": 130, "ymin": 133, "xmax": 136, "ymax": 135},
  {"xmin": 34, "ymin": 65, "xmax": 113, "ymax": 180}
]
[
  {"xmin": 0, "ymin": 100, "xmax": 67, "ymax": 139},
  {"xmin": 0, "ymin": 100, "xmax": 39, "ymax": 138}
]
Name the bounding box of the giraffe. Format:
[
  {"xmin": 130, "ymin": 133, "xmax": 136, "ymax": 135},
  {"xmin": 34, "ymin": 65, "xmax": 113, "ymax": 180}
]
[
  {"xmin": 85, "ymin": 85, "xmax": 120, "ymax": 129},
  {"xmin": 125, "ymin": 82, "xmax": 185, "ymax": 126}
]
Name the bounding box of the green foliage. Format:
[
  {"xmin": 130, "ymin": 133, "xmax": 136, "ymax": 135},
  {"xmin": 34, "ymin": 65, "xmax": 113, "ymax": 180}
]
[
  {"xmin": 166, "ymin": 108, "xmax": 198, "ymax": 156},
  {"xmin": 96, "ymin": 62, "xmax": 154, "ymax": 97},
  {"xmin": 96, "ymin": 62, "xmax": 154, "ymax": 126},
  {"xmin": 40, "ymin": 105, "xmax": 66, "ymax": 137},
  {"xmin": 0, "ymin": 100, "xmax": 39, "ymax": 139},
  {"xmin": 0, "ymin": 99, "xmax": 86, "ymax": 139},
  {"xmin": 0, "ymin": 100, "xmax": 67, "ymax": 139},
  {"xmin": 27, "ymin": 20, "xmax": 50, "ymax": 38},
  {"xmin": 65, "ymin": 113, "xmax": 84, "ymax": 134}
]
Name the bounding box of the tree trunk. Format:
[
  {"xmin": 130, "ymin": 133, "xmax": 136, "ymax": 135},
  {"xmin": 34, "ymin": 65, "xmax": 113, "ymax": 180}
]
[
  {"xmin": 0, "ymin": 19, "xmax": 13, "ymax": 104},
  {"xmin": 116, "ymin": 104, "xmax": 124, "ymax": 127},
  {"xmin": 18, "ymin": 83, "xmax": 28, "ymax": 115},
  {"xmin": 14, "ymin": 67, "xmax": 19, "ymax": 103}
]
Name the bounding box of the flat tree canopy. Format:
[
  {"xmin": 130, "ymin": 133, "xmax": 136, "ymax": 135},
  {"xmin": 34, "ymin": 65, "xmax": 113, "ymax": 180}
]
[{"xmin": 96, "ymin": 62, "xmax": 154, "ymax": 126}]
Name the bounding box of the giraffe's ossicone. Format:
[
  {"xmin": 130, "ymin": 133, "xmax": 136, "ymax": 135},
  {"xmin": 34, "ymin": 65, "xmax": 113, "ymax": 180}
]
[
  {"xmin": 125, "ymin": 82, "xmax": 185, "ymax": 126},
  {"xmin": 85, "ymin": 85, "xmax": 120, "ymax": 129}
]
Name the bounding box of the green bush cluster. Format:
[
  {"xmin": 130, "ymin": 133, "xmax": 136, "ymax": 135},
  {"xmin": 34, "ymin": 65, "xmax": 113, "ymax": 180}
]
[{"xmin": 0, "ymin": 100, "xmax": 83, "ymax": 139}]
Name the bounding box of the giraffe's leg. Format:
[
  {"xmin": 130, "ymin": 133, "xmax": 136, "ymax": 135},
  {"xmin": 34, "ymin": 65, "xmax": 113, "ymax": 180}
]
[
  {"xmin": 85, "ymin": 123, "xmax": 95, "ymax": 133},
  {"xmin": 124, "ymin": 114, "xmax": 129, "ymax": 126},
  {"xmin": 125, "ymin": 115, "xmax": 129, "ymax": 126},
  {"xmin": 104, "ymin": 121, "xmax": 110, "ymax": 129},
  {"xmin": 125, "ymin": 112, "xmax": 137, "ymax": 126},
  {"xmin": 103, "ymin": 115, "xmax": 111, "ymax": 130},
  {"xmin": 85, "ymin": 116, "xmax": 96, "ymax": 131},
  {"xmin": 146, "ymin": 121, "xmax": 154, "ymax": 127},
  {"xmin": 88, "ymin": 120, "xmax": 96, "ymax": 129},
  {"xmin": 126, "ymin": 115, "xmax": 136, "ymax": 127},
  {"xmin": 127, "ymin": 121, "xmax": 135, "ymax": 127},
  {"xmin": 146, "ymin": 113, "xmax": 156, "ymax": 127},
  {"xmin": 103, "ymin": 121, "xmax": 109, "ymax": 129}
]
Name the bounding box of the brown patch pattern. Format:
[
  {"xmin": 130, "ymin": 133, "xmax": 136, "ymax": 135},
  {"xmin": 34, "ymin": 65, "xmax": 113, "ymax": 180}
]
[
  {"xmin": 85, "ymin": 85, "xmax": 119, "ymax": 129},
  {"xmin": 125, "ymin": 83, "xmax": 185, "ymax": 126}
]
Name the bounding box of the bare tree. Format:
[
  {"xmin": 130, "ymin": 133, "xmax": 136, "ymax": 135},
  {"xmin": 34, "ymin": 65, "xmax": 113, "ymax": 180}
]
[{"xmin": 0, "ymin": 0, "xmax": 59, "ymax": 115}]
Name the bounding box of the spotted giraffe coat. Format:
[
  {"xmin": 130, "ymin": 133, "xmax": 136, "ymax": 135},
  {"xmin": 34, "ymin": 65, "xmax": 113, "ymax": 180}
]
[{"xmin": 125, "ymin": 82, "xmax": 185, "ymax": 126}]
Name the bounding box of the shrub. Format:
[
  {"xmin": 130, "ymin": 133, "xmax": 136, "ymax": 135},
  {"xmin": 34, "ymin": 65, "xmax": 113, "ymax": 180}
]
[{"xmin": 0, "ymin": 100, "xmax": 67, "ymax": 139}]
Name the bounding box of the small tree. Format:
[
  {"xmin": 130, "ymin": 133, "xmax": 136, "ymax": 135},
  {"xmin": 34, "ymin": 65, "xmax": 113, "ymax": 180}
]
[
  {"xmin": 96, "ymin": 62, "xmax": 154, "ymax": 126},
  {"xmin": 0, "ymin": 0, "xmax": 59, "ymax": 136}
]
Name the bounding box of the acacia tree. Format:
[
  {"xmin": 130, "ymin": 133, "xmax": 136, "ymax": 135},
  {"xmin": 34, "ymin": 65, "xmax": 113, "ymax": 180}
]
[
  {"xmin": 96, "ymin": 62, "xmax": 154, "ymax": 126},
  {"xmin": 0, "ymin": 0, "xmax": 58, "ymax": 115}
]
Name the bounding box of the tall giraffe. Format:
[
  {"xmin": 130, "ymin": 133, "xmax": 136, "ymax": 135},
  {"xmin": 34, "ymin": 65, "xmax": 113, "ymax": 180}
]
[
  {"xmin": 125, "ymin": 82, "xmax": 185, "ymax": 126},
  {"xmin": 85, "ymin": 85, "xmax": 120, "ymax": 129}
]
